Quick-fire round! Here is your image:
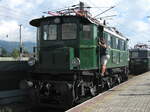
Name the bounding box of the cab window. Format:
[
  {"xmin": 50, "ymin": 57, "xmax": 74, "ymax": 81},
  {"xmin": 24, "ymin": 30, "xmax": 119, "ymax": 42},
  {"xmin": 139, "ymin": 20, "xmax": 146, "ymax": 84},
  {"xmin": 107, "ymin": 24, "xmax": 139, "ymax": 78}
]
[
  {"xmin": 83, "ymin": 25, "xmax": 91, "ymax": 40},
  {"xmin": 62, "ymin": 23, "xmax": 77, "ymax": 40},
  {"xmin": 111, "ymin": 36, "xmax": 116, "ymax": 49},
  {"xmin": 43, "ymin": 25, "xmax": 48, "ymax": 40},
  {"xmin": 119, "ymin": 40, "xmax": 125, "ymax": 50},
  {"xmin": 48, "ymin": 25, "xmax": 57, "ymax": 40},
  {"xmin": 131, "ymin": 51, "xmax": 147, "ymax": 58},
  {"xmin": 43, "ymin": 24, "xmax": 57, "ymax": 40},
  {"xmin": 37, "ymin": 27, "xmax": 40, "ymax": 41},
  {"xmin": 116, "ymin": 38, "xmax": 119, "ymax": 49},
  {"xmin": 107, "ymin": 34, "xmax": 111, "ymax": 47},
  {"xmin": 131, "ymin": 52, "xmax": 138, "ymax": 58}
]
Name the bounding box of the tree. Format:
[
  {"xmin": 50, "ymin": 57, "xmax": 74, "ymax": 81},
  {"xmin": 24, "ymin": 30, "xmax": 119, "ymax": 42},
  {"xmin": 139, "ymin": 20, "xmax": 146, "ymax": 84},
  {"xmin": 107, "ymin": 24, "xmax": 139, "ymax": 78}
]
[
  {"xmin": 11, "ymin": 48, "xmax": 20, "ymax": 58},
  {"xmin": 0, "ymin": 47, "xmax": 9, "ymax": 57}
]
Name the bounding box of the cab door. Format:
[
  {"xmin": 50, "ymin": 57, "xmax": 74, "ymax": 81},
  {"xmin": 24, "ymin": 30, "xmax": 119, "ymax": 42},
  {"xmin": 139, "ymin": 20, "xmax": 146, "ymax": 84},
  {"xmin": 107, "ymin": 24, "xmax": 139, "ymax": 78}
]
[
  {"xmin": 97, "ymin": 25, "xmax": 104, "ymax": 70},
  {"xmin": 79, "ymin": 24, "xmax": 98, "ymax": 70}
]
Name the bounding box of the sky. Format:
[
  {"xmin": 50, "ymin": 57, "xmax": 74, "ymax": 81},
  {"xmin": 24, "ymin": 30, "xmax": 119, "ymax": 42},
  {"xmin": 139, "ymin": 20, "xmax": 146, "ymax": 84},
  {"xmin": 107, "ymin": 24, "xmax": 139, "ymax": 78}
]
[{"xmin": 0, "ymin": 0, "xmax": 150, "ymax": 48}]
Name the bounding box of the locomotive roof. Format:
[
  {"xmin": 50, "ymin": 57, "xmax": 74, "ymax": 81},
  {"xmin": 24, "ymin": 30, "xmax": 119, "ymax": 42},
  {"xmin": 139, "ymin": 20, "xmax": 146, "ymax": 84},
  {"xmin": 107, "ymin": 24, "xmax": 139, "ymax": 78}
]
[
  {"xmin": 30, "ymin": 16, "xmax": 95, "ymax": 27},
  {"xmin": 130, "ymin": 48, "xmax": 150, "ymax": 51},
  {"xmin": 30, "ymin": 15, "xmax": 128, "ymax": 40},
  {"xmin": 104, "ymin": 27, "xmax": 127, "ymax": 40}
]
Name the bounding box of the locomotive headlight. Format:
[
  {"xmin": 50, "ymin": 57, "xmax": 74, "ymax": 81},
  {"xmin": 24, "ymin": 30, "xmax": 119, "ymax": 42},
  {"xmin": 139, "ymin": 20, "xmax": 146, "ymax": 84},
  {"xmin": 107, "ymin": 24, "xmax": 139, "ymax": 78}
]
[
  {"xmin": 19, "ymin": 80, "xmax": 33, "ymax": 89},
  {"xmin": 54, "ymin": 18, "xmax": 60, "ymax": 24},
  {"xmin": 71, "ymin": 57, "xmax": 80, "ymax": 67},
  {"xmin": 28, "ymin": 57, "xmax": 36, "ymax": 66}
]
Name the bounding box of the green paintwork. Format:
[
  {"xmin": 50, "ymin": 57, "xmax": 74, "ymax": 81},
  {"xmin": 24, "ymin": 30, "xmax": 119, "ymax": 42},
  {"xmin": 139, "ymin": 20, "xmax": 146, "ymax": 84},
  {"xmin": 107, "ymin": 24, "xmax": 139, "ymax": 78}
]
[
  {"xmin": 38, "ymin": 47, "xmax": 75, "ymax": 72},
  {"xmin": 79, "ymin": 24, "xmax": 98, "ymax": 70},
  {"xmin": 69, "ymin": 48, "xmax": 75, "ymax": 70},
  {"xmin": 30, "ymin": 16, "xmax": 129, "ymax": 73},
  {"xmin": 79, "ymin": 23, "xmax": 129, "ymax": 70},
  {"xmin": 107, "ymin": 49, "xmax": 128, "ymax": 68}
]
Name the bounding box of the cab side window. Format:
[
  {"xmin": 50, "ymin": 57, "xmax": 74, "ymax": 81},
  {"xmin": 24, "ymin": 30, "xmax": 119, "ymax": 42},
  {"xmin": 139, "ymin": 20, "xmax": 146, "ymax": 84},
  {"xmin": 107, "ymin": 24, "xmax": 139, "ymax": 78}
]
[
  {"xmin": 43, "ymin": 25, "xmax": 49, "ymax": 40},
  {"xmin": 118, "ymin": 39, "xmax": 123, "ymax": 50},
  {"xmin": 111, "ymin": 36, "xmax": 117, "ymax": 49},
  {"xmin": 83, "ymin": 25, "xmax": 91, "ymax": 40},
  {"xmin": 107, "ymin": 34, "xmax": 111, "ymax": 47},
  {"xmin": 118, "ymin": 39, "xmax": 125, "ymax": 50},
  {"xmin": 116, "ymin": 38, "xmax": 119, "ymax": 49},
  {"xmin": 103, "ymin": 32, "xmax": 111, "ymax": 47},
  {"xmin": 43, "ymin": 24, "xmax": 57, "ymax": 40},
  {"xmin": 111, "ymin": 36, "xmax": 114, "ymax": 48},
  {"xmin": 37, "ymin": 27, "xmax": 40, "ymax": 41}
]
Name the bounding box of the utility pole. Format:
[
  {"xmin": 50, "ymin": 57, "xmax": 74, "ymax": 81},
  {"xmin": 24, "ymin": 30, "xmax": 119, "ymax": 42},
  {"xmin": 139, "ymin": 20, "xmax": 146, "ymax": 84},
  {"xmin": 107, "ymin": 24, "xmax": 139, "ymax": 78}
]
[{"xmin": 19, "ymin": 24, "xmax": 23, "ymax": 60}]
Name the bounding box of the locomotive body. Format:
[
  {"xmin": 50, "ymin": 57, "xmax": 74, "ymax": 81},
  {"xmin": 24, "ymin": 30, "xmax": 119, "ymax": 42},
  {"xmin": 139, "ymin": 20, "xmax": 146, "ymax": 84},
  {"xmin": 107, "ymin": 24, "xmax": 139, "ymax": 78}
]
[
  {"xmin": 28, "ymin": 7, "xmax": 129, "ymax": 109},
  {"xmin": 30, "ymin": 16, "xmax": 128, "ymax": 72},
  {"xmin": 129, "ymin": 48, "xmax": 150, "ymax": 74}
]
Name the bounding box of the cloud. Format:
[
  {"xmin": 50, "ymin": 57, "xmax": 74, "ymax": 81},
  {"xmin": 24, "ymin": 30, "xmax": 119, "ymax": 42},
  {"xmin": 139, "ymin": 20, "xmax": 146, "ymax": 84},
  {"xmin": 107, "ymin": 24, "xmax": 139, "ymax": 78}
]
[
  {"xmin": 0, "ymin": 20, "xmax": 35, "ymax": 42},
  {"xmin": 22, "ymin": 26, "xmax": 36, "ymax": 42},
  {"xmin": 7, "ymin": 0, "xmax": 44, "ymax": 9},
  {"xmin": 9, "ymin": 0, "xmax": 26, "ymax": 8},
  {"xmin": 132, "ymin": 21, "xmax": 150, "ymax": 32},
  {"xmin": 0, "ymin": 0, "xmax": 44, "ymax": 42},
  {"xmin": 0, "ymin": 20, "xmax": 18, "ymax": 40},
  {"xmin": 106, "ymin": 0, "xmax": 150, "ymax": 47},
  {"xmin": 0, "ymin": 0, "xmax": 150, "ymax": 48}
]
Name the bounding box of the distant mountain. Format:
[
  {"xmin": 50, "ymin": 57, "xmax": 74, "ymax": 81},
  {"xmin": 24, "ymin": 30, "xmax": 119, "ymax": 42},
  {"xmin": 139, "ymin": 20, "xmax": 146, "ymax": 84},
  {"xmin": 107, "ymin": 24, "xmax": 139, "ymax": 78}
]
[{"xmin": 0, "ymin": 40, "xmax": 36, "ymax": 53}]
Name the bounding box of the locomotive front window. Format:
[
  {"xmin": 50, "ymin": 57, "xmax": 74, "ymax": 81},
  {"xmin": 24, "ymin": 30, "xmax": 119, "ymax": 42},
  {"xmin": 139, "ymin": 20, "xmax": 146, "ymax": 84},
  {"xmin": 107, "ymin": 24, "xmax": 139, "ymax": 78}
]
[
  {"xmin": 139, "ymin": 51, "xmax": 147, "ymax": 57},
  {"xmin": 131, "ymin": 52, "xmax": 138, "ymax": 58},
  {"xmin": 131, "ymin": 51, "xmax": 147, "ymax": 58},
  {"xmin": 83, "ymin": 25, "xmax": 91, "ymax": 40},
  {"xmin": 43, "ymin": 25, "xmax": 48, "ymax": 40},
  {"xmin": 49, "ymin": 25, "xmax": 57, "ymax": 40},
  {"xmin": 43, "ymin": 24, "xmax": 57, "ymax": 40},
  {"xmin": 62, "ymin": 23, "xmax": 77, "ymax": 40}
]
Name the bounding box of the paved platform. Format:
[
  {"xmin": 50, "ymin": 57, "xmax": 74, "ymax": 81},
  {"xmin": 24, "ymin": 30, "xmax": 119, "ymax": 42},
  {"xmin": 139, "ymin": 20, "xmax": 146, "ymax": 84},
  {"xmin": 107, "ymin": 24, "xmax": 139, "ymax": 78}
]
[{"xmin": 67, "ymin": 72, "xmax": 150, "ymax": 112}]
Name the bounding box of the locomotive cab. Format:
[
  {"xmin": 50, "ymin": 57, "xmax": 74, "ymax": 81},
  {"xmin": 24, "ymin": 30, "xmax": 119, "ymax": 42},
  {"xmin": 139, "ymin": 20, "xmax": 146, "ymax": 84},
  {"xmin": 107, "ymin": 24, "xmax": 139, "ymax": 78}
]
[{"xmin": 30, "ymin": 16, "xmax": 101, "ymax": 73}]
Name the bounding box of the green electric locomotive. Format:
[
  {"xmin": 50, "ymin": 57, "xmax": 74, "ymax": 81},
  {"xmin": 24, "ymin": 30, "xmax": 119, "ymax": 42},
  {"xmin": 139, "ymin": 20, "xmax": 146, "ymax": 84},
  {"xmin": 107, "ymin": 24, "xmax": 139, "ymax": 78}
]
[
  {"xmin": 129, "ymin": 44, "xmax": 150, "ymax": 74},
  {"xmin": 27, "ymin": 2, "xmax": 129, "ymax": 109}
]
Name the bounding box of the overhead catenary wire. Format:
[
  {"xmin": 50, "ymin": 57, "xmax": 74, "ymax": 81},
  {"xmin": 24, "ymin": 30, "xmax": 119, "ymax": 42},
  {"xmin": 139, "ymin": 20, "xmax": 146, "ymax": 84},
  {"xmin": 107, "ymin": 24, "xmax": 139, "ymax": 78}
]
[
  {"xmin": 94, "ymin": 6, "xmax": 115, "ymax": 18},
  {"xmin": 99, "ymin": 15, "xmax": 117, "ymax": 19},
  {"xmin": 0, "ymin": 4, "xmax": 36, "ymax": 21},
  {"xmin": 0, "ymin": 13, "xmax": 31, "ymax": 22},
  {"xmin": 0, "ymin": 4, "xmax": 33, "ymax": 17}
]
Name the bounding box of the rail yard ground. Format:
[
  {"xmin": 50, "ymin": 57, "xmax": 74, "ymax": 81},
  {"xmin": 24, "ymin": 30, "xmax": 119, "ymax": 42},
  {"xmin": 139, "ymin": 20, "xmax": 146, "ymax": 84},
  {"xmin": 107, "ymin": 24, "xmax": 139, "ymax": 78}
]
[{"xmin": 66, "ymin": 72, "xmax": 150, "ymax": 112}]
